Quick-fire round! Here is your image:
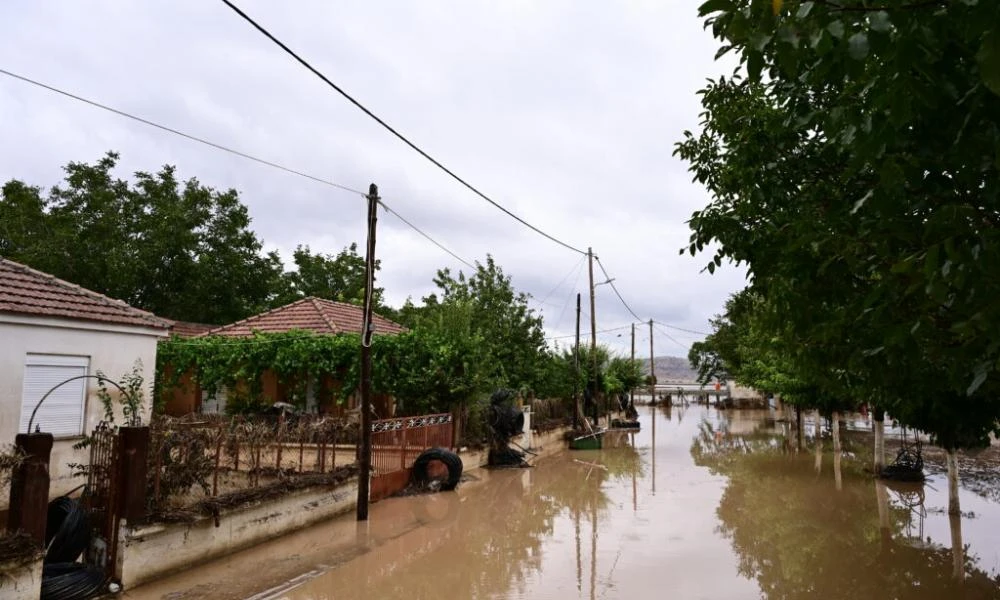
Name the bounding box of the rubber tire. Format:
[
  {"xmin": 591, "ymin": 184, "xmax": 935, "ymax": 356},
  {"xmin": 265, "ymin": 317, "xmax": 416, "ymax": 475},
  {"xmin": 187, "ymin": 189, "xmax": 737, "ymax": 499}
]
[{"xmin": 411, "ymin": 447, "xmax": 463, "ymax": 491}]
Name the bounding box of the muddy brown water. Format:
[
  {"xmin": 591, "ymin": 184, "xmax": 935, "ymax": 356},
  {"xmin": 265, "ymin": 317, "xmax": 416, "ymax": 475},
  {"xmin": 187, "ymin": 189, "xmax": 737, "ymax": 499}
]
[{"xmin": 127, "ymin": 406, "xmax": 1000, "ymax": 600}]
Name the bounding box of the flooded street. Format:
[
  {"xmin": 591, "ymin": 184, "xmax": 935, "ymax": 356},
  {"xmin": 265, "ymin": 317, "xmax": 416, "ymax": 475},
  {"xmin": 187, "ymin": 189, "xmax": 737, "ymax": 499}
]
[{"xmin": 128, "ymin": 405, "xmax": 1000, "ymax": 599}]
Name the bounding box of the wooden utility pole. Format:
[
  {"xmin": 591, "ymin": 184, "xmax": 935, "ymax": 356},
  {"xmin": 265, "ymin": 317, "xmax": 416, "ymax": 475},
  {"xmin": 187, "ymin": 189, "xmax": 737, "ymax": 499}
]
[
  {"xmin": 629, "ymin": 323, "xmax": 636, "ymax": 409},
  {"xmin": 574, "ymin": 293, "xmax": 581, "ymax": 429},
  {"xmin": 357, "ymin": 183, "xmax": 378, "ymax": 522},
  {"xmin": 648, "ymin": 319, "xmax": 655, "ymax": 403},
  {"xmin": 587, "ymin": 248, "xmax": 598, "ymax": 426}
]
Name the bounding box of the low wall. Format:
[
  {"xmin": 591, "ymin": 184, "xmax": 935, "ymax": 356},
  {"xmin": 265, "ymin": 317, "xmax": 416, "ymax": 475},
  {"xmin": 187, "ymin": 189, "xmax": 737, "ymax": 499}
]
[
  {"xmin": 119, "ymin": 478, "xmax": 358, "ymax": 589},
  {"xmin": 458, "ymin": 427, "xmax": 569, "ymax": 472},
  {"xmin": 0, "ymin": 555, "xmax": 43, "ymax": 600},
  {"xmin": 120, "ymin": 425, "xmax": 571, "ymax": 591}
]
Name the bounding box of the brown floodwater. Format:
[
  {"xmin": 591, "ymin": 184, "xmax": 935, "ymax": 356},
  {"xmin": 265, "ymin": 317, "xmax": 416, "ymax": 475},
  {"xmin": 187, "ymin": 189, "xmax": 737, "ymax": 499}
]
[{"xmin": 126, "ymin": 405, "xmax": 1000, "ymax": 600}]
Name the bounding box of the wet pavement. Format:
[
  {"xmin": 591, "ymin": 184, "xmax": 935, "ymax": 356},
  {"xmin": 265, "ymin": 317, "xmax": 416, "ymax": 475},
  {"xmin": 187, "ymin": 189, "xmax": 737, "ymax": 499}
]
[{"xmin": 127, "ymin": 405, "xmax": 1000, "ymax": 600}]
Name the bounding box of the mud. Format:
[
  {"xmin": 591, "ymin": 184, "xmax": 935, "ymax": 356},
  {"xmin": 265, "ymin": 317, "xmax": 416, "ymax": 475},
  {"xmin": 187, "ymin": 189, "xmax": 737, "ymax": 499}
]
[{"xmin": 125, "ymin": 405, "xmax": 1000, "ymax": 600}]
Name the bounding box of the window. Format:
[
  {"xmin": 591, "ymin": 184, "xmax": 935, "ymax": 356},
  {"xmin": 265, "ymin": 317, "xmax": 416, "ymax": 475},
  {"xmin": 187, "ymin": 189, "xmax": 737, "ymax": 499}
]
[{"xmin": 20, "ymin": 354, "xmax": 89, "ymax": 437}]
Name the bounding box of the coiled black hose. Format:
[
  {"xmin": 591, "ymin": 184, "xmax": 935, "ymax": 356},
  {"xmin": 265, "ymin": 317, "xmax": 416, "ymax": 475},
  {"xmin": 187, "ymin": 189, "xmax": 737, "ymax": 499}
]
[
  {"xmin": 45, "ymin": 497, "xmax": 90, "ymax": 564},
  {"xmin": 40, "ymin": 562, "xmax": 106, "ymax": 600}
]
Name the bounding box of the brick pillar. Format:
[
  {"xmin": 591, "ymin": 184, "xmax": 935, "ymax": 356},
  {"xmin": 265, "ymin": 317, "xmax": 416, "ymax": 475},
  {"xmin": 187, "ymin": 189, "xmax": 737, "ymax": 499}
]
[
  {"xmin": 117, "ymin": 426, "xmax": 149, "ymax": 523},
  {"xmin": 7, "ymin": 433, "xmax": 54, "ymax": 546}
]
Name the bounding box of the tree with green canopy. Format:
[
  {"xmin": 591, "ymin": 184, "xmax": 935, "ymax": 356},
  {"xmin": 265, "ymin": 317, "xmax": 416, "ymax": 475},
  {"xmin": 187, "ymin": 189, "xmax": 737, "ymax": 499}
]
[
  {"xmin": 678, "ymin": 0, "xmax": 1000, "ymax": 512},
  {"xmin": 1, "ymin": 152, "xmax": 284, "ymax": 324}
]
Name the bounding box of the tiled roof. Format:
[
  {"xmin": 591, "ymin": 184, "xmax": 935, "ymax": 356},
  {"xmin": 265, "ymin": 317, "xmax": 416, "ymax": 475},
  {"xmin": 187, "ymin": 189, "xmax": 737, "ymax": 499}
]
[
  {"xmin": 201, "ymin": 297, "xmax": 407, "ymax": 337},
  {"xmin": 168, "ymin": 320, "xmax": 216, "ymax": 338},
  {"xmin": 0, "ymin": 257, "xmax": 171, "ymax": 330}
]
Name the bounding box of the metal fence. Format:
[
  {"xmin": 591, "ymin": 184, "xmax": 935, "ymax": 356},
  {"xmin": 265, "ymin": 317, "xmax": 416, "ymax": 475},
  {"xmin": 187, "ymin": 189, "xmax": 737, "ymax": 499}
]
[
  {"xmin": 371, "ymin": 413, "xmax": 453, "ymax": 492},
  {"xmin": 148, "ymin": 414, "xmax": 359, "ymax": 513}
]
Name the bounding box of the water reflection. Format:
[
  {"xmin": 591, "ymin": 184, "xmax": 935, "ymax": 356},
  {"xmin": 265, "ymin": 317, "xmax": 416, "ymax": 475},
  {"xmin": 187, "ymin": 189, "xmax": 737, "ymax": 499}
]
[
  {"xmin": 271, "ymin": 440, "xmax": 642, "ymax": 600},
  {"xmin": 693, "ymin": 416, "xmax": 1000, "ymax": 599},
  {"xmin": 129, "ymin": 407, "xmax": 998, "ymax": 600}
]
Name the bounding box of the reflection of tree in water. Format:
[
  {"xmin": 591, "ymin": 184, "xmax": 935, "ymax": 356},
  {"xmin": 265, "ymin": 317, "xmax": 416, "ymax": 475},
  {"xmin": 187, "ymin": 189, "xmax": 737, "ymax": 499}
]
[
  {"xmin": 692, "ymin": 422, "xmax": 1000, "ymax": 599},
  {"xmin": 334, "ymin": 449, "xmax": 639, "ymax": 600}
]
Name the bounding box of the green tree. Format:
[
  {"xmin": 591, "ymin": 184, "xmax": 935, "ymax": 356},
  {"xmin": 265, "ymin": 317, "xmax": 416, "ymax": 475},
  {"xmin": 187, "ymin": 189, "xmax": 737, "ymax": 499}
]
[
  {"xmin": 274, "ymin": 243, "xmax": 386, "ymax": 310},
  {"xmin": 678, "ymin": 0, "xmax": 1000, "ymax": 511},
  {"xmin": 0, "ymin": 152, "xmax": 284, "ymax": 324}
]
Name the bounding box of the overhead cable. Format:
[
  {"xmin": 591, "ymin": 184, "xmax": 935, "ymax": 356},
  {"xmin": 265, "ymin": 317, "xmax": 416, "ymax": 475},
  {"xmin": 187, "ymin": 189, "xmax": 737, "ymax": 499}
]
[
  {"xmin": 219, "ymin": 0, "xmax": 588, "ymax": 256},
  {"xmin": 0, "ymin": 68, "xmax": 365, "ymax": 196}
]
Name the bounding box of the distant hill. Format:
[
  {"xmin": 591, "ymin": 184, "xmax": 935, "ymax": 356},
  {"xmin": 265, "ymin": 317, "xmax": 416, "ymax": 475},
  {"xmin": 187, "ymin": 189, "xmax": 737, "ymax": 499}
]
[{"xmin": 642, "ymin": 355, "xmax": 698, "ymax": 383}]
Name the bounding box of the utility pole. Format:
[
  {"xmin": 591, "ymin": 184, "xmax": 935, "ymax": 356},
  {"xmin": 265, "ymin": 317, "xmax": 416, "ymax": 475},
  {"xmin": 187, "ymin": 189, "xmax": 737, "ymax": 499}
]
[
  {"xmin": 629, "ymin": 323, "xmax": 636, "ymax": 409},
  {"xmin": 648, "ymin": 319, "xmax": 655, "ymax": 404},
  {"xmin": 574, "ymin": 293, "xmax": 581, "ymax": 429},
  {"xmin": 587, "ymin": 248, "xmax": 598, "ymax": 426},
  {"xmin": 357, "ymin": 183, "xmax": 378, "ymax": 522}
]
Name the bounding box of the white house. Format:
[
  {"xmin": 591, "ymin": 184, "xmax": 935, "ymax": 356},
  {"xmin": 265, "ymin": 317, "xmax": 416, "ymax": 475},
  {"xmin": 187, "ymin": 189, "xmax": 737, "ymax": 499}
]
[{"xmin": 0, "ymin": 258, "xmax": 170, "ymax": 506}]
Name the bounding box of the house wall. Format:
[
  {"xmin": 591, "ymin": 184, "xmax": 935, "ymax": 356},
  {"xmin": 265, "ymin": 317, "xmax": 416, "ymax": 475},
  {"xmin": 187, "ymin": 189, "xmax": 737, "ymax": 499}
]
[
  {"xmin": 119, "ymin": 478, "xmax": 359, "ymax": 589},
  {"xmin": 0, "ymin": 314, "xmax": 163, "ymax": 508}
]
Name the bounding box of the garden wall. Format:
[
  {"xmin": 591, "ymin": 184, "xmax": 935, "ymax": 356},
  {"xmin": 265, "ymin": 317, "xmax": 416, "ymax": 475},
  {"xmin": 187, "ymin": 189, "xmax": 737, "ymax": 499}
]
[
  {"xmin": 0, "ymin": 554, "xmax": 43, "ymax": 600},
  {"xmin": 119, "ymin": 478, "xmax": 358, "ymax": 589}
]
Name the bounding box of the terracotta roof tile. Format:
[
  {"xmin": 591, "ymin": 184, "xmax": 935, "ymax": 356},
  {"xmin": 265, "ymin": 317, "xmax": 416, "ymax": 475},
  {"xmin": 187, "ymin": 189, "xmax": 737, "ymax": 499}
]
[
  {"xmin": 0, "ymin": 257, "xmax": 171, "ymax": 330},
  {"xmin": 168, "ymin": 320, "xmax": 216, "ymax": 338},
  {"xmin": 201, "ymin": 297, "xmax": 406, "ymax": 337}
]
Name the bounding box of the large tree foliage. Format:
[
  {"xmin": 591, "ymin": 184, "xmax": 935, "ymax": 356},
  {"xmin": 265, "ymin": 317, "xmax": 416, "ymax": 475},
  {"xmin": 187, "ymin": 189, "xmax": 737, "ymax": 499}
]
[
  {"xmin": 1, "ymin": 152, "xmax": 284, "ymax": 324},
  {"xmin": 677, "ymin": 1, "xmax": 1000, "ymax": 450},
  {"xmin": 273, "ymin": 243, "xmax": 386, "ymax": 311},
  {"xmin": 407, "ymin": 256, "xmax": 549, "ymax": 394}
]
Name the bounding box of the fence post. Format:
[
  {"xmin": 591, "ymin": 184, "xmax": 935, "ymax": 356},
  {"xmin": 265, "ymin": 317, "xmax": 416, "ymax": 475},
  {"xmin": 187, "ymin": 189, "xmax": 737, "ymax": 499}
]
[
  {"xmin": 7, "ymin": 433, "xmax": 54, "ymax": 547},
  {"xmin": 117, "ymin": 427, "xmax": 150, "ymax": 523}
]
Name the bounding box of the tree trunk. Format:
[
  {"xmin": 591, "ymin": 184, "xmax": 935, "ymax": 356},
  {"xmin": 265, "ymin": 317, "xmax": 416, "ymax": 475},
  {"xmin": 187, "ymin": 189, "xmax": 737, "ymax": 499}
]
[
  {"xmin": 949, "ymin": 512, "xmax": 965, "ymax": 582},
  {"xmin": 873, "ymin": 407, "xmax": 885, "ymax": 475},
  {"xmin": 796, "ymin": 405, "xmax": 803, "ymax": 453},
  {"xmin": 832, "ymin": 411, "xmax": 842, "ymax": 491},
  {"xmin": 947, "ymin": 449, "xmax": 961, "ymax": 516},
  {"xmin": 814, "ymin": 409, "xmax": 823, "ymax": 474}
]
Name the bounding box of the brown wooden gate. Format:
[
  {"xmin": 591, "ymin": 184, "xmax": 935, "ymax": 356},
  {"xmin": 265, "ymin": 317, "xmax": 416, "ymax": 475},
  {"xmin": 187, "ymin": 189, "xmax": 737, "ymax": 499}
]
[
  {"xmin": 370, "ymin": 413, "xmax": 453, "ymax": 502},
  {"xmin": 82, "ymin": 421, "xmax": 121, "ymax": 578}
]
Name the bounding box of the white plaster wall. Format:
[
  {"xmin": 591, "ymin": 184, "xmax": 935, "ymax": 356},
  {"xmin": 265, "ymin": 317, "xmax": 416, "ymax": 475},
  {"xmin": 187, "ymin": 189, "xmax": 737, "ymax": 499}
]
[
  {"xmin": 0, "ymin": 555, "xmax": 43, "ymax": 600},
  {"xmin": 0, "ymin": 314, "xmax": 163, "ymax": 507},
  {"xmin": 119, "ymin": 479, "xmax": 359, "ymax": 589}
]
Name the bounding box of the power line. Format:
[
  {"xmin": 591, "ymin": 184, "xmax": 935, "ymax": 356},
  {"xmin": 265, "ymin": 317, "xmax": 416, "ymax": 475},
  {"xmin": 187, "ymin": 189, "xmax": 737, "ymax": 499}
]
[
  {"xmin": 219, "ymin": 0, "xmax": 587, "ymax": 256},
  {"xmin": 594, "ymin": 256, "xmax": 645, "ymax": 323},
  {"xmin": 378, "ymin": 200, "xmax": 475, "ymax": 269},
  {"xmin": 0, "ymin": 67, "xmax": 366, "ymax": 197},
  {"xmin": 653, "ymin": 324, "xmax": 690, "ymax": 352},
  {"xmin": 654, "ymin": 320, "xmax": 711, "ymax": 337},
  {"xmin": 546, "ymin": 324, "xmax": 632, "ymax": 341},
  {"xmin": 0, "ymin": 67, "xmax": 484, "ymax": 274}
]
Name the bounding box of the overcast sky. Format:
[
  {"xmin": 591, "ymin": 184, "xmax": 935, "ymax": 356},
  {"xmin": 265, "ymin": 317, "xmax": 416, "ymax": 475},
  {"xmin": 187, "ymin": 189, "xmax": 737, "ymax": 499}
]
[{"xmin": 0, "ymin": 0, "xmax": 745, "ymax": 358}]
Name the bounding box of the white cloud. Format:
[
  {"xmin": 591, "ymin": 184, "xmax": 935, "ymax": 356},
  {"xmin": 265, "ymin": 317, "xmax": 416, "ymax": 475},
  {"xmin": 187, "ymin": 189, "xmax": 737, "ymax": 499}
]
[{"xmin": 0, "ymin": 0, "xmax": 746, "ymax": 357}]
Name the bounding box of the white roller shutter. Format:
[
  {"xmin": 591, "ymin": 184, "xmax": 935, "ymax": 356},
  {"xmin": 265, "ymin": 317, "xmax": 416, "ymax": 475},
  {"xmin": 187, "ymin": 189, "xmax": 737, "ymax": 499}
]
[{"xmin": 20, "ymin": 354, "xmax": 89, "ymax": 436}]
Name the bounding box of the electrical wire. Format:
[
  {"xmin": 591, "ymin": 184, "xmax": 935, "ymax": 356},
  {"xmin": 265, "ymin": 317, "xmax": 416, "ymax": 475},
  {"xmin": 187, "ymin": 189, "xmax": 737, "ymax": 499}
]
[
  {"xmin": 653, "ymin": 324, "xmax": 690, "ymax": 352},
  {"xmin": 594, "ymin": 256, "xmax": 645, "ymax": 323},
  {"xmin": 0, "ymin": 67, "xmax": 366, "ymax": 197},
  {"xmin": 0, "ymin": 67, "xmax": 485, "ymax": 274},
  {"xmin": 378, "ymin": 200, "xmax": 475, "ymax": 269},
  {"xmin": 219, "ymin": 0, "xmax": 588, "ymax": 256},
  {"xmin": 654, "ymin": 320, "xmax": 711, "ymax": 336}
]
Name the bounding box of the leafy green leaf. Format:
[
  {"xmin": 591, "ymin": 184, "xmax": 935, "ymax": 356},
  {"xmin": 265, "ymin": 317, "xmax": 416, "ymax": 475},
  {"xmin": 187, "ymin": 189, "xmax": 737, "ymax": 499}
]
[
  {"xmin": 827, "ymin": 20, "xmax": 845, "ymax": 39},
  {"xmin": 868, "ymin": 11, "xmax": 891, "ymax": 33},
  {"xmin": 848, "ymin": 32, "xmax": 869, "ymax": 60},
  {"xmin": 698, "ymin": 0, "xmax": 733, "ymax": 16},
  {"xmin": 977, "ymin": 30, "xmax": 1000, "ymax": 97},
  {"xmin": 796, "ymin": 1, "xmax": 814, "ymax": 19},
  {"xmin": 851, "ymin": 190, "xmax": 873, "ymax": 214}
]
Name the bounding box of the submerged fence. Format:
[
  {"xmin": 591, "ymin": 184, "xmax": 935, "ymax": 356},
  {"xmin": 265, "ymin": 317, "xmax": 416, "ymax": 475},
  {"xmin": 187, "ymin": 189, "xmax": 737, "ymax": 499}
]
[{"xmin": 147, "ymin": 414, "xmax": 359, "ymax": 515}]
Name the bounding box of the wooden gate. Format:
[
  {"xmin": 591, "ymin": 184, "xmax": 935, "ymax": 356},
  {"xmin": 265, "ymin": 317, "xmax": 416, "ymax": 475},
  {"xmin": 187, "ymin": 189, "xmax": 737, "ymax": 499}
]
[
  {"xmin": 82, "ymin": 421, "xmax": 121, "ymax": 578},
  {"xmin": 370, "ymin": 413, "xmax": 453, "ymax": 502}
]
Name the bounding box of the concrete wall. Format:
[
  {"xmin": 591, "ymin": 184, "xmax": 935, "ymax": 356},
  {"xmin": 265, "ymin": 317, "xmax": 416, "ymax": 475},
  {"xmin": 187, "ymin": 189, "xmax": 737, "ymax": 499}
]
[
  {"xmin": 117, "ymin": 425, "xmax": 570, "ymax": 591},
  {"xmin": 458, "ymin": 426, "xmax": 570, "ymax": 473},
  {"xmin": 0, "ymin": 314, "xmax": 163, "ymax": 508},
  {"xmin": 119, "ymin": 479, "xmax": 358, "ymax": 589},
  {"xmin": 0, "ymin": 555, "xmax": 43, "ymax": 600}
]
